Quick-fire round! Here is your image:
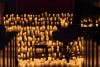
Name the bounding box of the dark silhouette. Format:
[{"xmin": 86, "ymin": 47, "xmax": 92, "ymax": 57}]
[{"xmin": 52, "ymin": 25, "xmax": 78, "ymax": 62}]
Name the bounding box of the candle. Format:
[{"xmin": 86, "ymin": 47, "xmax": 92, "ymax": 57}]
[
  {"xmin": 31, "ymin": 62, "xmax": 34, "ymax": 67},
  {"xmin": 53, "ymin": 26, "xmax": 57, "ymax": 31},
  {"xmin": 23, "ymin": 47, "xmax": 25, "ymax": 53},
  {"xmin": 48, "ymin": 57, "xmax": 52, "ymax": 61},
  {"xmin": 18, "ymin": 54, "xmax": 21, "ymax": 59},
  {"xmin": 81, "ymin": 37, "xmax": 84, "ymax": 41},
  {"xmin": 50, "ymin": 63, "xmax": 53, "ymax": 67},
  {"xmin": 53, "ymin": 42, "xmax": 56, "ymax": 47},
  {"xmin": 74, "ymin": 41, "xmax": 77, "ymax": 46},
  {"xmin": 25, "ymin": 46, "xmax": 27, "ymax": 52},
  {"xmin": 41, "ymin": 36, "xmax": 44, "ymax": 41},
  {"xmin": 73, "ymin": 47, "xmax": 75, "ymax": 52},
  {"xmin": 28, "ymin": 47, "xmax": 31, "ymax": 52},
  {"xmin": 36, "ymin": 48, "xmax": 40, "ymax": 53},
  {"xmin": 43, "ymin": 21, "xmax": 45, "ymax": 25},
  {"xmin": 28, "ymin": 37, "xmax": 32, "ymax": 42},
  {"xmin": 42, "ymin": 63, "xmax": 44, "ymax": 67},
  {"xmin": 6, "ymin": 14, "xmax": 9, "ymax": 18},
  {"xmin": 69, "ymin": 42, "xmax": 73, "ymax": 46},
  {"xmin": 88, "ymin": 24, "xmax": 93, "ymax": 27},
  {"xmin": 48, "ymin": 48, "xmax": 52, "ymax": 53},
  {"xmin": 17, "ymin": 43, "xmax": 20, "ymax": 47},
  {"xmin": 42, "ymin": 25, "xmax": 46, "ymax": 31},
  {"xmin": 71, "ymin": 13, "xmax": 73, "ymax": 17},
  {"xmin": 21, "ymin": 53, "xmax": 23, "ymax": 59},
  {"xmin": 26, "ymin": 63, "xmax": 30, "ymax": 67},
  {"xmin": 56, "ymin": 21, "xmax": 60, "ymax": 25},
  {"xmin": 54, "ymin": 17, "xmax": 57, "ymax": 21},
  {"xmin": 60, "ymin": 61, "xmax": 64, "ymax": 67},
  {"xmin": 29, "ymin": 17, "xmax": 32, "ymax": 22},
  {"xmin": 49, "ymin": 26, "xmax": 52, "ymax": 31},
  {"xmin": 32, "ymin": 41, "xmax": 35, "ymax": 47},
  {"xmin": 46, "ymin": 25, "xmax": 49, "ymax": 31},
  {"xmin": 27, "ymin": 52, "xmax": 29, "ymax": 59},
  {"xmin": 50, "ymin": 31, "xmax": 53, "ymax": 36},
  {"xmin": 82, "ymin": 47, "xmax": 84, "ymax": 54},
  {"xmin": 28, "ymin": 42, "xmax": 30, "ymax": 47},
  {"xmin": 51, "ymin": 22, "xmax": 53, "ymax": 25},
  {"xmin": 23, "ymin": 54, "xmax": 26, "ymax": 59},
  {"xmin": 96, "ymin": 24, "xmax": 99, "ymax": 27},
  {"xmin": 57, "ymin": 48, "xmax": 59, "ymax": 52},
  {"xmin": 24, "ymin": 14, "xmax": 26, "ymax": 18},
  {"xmin": 51, "ymin": 46, "xmax": 54, "ymax": 52},
  {"xmin": 47, "ymin": 18, "xmax": 50, "ymax": 25},
  {"xmin": 84, "ymin": 24, "xmax": 87, "ymax": 27},
  {"xmin": 60, "ymin": 18, "xmax": 66, "ymax": 27},
  {"xmin": 65, "ymin": 22, "xmax": 68, "ymax": 27}
]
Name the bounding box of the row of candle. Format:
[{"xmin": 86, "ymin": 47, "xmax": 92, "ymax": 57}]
[
  {"xmin": 4, "ymin": 12, "xmax": 73, "ymax": 19},
  {"xmin": 17, "ymin": 40, "xmax": 84, "ymax": 53},
  {"xmin": 18, "ymin": 57, "xmax": 83, "ymax": 67},
  {"xmin": 17, "ymin": 44, "xmax": 63, "ymax": 53},
  {"xmin": 81, "ymin": 18, "xmax": 100, "ymax": 27},
  {"xmin": 3, "ymin": 13, "xmax": 73, "ymax": 27},
  {"xmin": 17, "ymin": 52, "xmax": 65, "ymax": 59},
  {"xmin": 17, "ymin": 41, "xmax": 63, "ymax": 48},
  {"xmin": 4, "ymin": 18, "xmax": 71, "ymax": 28},
  {"xmin": 6, "ymin": 25, "xmax": 58, "ymax": 32}
]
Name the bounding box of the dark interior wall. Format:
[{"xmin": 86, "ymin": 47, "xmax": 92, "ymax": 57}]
[
  {"xmin": 3, "ymin": 0, "xmax": 16, "ymax": 14},
  {"xmin": 17, "ymin": 0, "xmax": 73, "ymax": 14}
]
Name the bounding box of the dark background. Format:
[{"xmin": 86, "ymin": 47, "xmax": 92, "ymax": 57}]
[
  {"xmin": 17, "ymin": 0, "xmax": 73, "ymax": 14},
  {"xmin": 1, "ymin": 0, "xmax": 73, "ymax": 14}
]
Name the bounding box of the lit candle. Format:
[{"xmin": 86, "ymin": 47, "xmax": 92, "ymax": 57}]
[
  {"xmin": 23, "ymin": 54, "xmax": 26, "ymax": 59},
  {"xmin": 21, "ymin": 53, "xmax": 23, "ymax": 59},
  {"xmin": 24, "ymin": 14, "xmax": 26, "ymax": 18},
  {"xmin": 51, "ymin": 46, "xmax": 54, "ymax": 52},
  {"xmin": 28, "ymin": 41, "xmax": 30, "ymax": 47},
  {"xmin": 29, "ymin": 17, "xmax": 32, "ymax": 22},
  {"xmin": 51, "ymin": 22, "xmax": 53, "ymax": 25},
  {"xmin": 65, "ymin": 22, "xmax": 68, "ymax": 28},
  {"xmin": 50, "ymin": 31, "xmax": 53, "ymax": 36},
  {"xmin": 57, "ymin": 48, "xmax": 59, "ymax": 52},
  {"xmin": 60, "ymin": 18, "xmax": 65, "ymax": 27},
  {"xmin": 57, "ymin": 21, "xmax": 60, "ymax": 25},
  {"xmin": 27, "ymin": 52, "xmax": 29, "ymax": 59},
  {"xmin": 81, "ymin": 23, "xmax": 84, "ymax": 27},
  {"xmin": 88, "ymin": 24, "xmax": 93, "ymax": 27},
  {"xmin": 46, "ymin": 20, "xmax": 49, "ymax": 25},
  {"xmin": 42, "ymin": 63, "xmax": 44, "ymax": 67},
  {"xmin": 50, "ymin": 63, "xmax": 53, "ymax": 67},
  {"xmin": 26, "ymin": 63, "xmax": 30, "ymax": 67},
  {"xmin": 48, "ymin": 48, "xmax": 52, "ymax": 53},
  {"xmin": 53, "ymin": 26, "xmax": 57, "ymax": 31},
  {"xmin": 60, "ymin": 61, "xmax": 64, "ymax": 67},
  {"xmin": 53, "ymin": 14, "xmax": 55, "ymax": 17},
  {"xmin": 18, "ymin": 54, "xmax": 21, "ymax": 59},
  {"xmin": 82, "ymin": 47, "xmax": 84, "ymax": 54},
  {"xmin": 84, "ymin": 24, "xmax": 87, "ymax": 27}
]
